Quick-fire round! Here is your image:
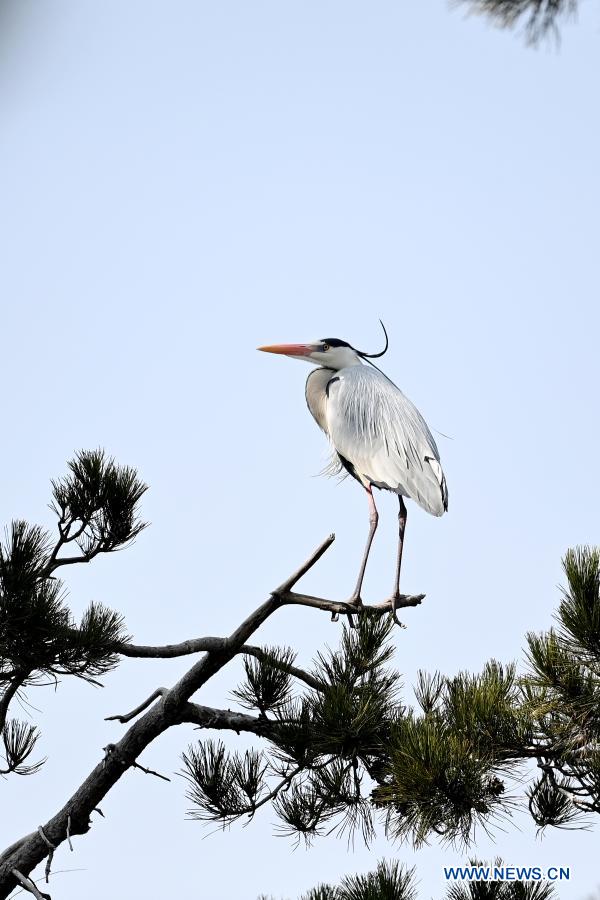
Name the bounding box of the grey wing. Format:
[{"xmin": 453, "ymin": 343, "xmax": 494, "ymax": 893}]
[{"xmin": 325, "ymin": 365, "xmax": 448, "ymax": 516}]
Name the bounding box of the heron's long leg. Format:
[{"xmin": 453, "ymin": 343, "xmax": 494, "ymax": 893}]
[
  {"xmin": 391, "ymin": 496, "xmax": 408, "ymax": 609},
  {"xmin": 348, "ymin": 485, "xmax": 379, "ymax": 607}
]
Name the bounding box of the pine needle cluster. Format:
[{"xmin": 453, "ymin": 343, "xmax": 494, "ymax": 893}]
[
  {"xmin": 182, "ymin": 617, "xmax": 400, "ymax": 845},
  {"xmin": 260, "ymin": 858, "xmax": 559, "ymax": 900},
  {"xmin": 184, "ymin": 545, "xmax": 600, "ymax": 848},
  {"xmin": 0, "ymin": 450, "xmax": 146, "ymax": 775},
  {"xmin": 454, "ymin": 0, "xmax": 577, "ymax": 43},
  {"xmin": 523, "ymin": 547, "xmax": 600, "ymax": 826},
  {"xmin": 299, "ymin": 860, "xmax": 417, "ymax": 900}
]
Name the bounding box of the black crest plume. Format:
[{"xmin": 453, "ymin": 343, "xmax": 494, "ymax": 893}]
[{"xmin": 355, "ymin": 320, "xmax": 389, "ymax": 359}]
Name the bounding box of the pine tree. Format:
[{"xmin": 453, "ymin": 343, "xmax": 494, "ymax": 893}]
[
  {"xmin": 0, "ymin": 450, "xmax": 145, "ymax": 778},
  {"xmin": 1, "ymin": 452, "xmax": 599, "ymax": 898},
  {"xmin": 261, "ymin": 858, "xmax": 559, "ymax": 900}
]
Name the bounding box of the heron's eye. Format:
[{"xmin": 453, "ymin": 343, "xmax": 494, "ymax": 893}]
[{"xmin": 322, "ymin": 343, "xmax": 330, "ymax": 351}]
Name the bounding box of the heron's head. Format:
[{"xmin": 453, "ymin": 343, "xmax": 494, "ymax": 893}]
[{"xmin": 257, "ymin": 338, "xmax": 363, "ymax": 371}]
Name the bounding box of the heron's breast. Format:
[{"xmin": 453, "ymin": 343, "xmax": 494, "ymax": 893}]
[{"xmin": 305, "ymin": 367, "xmax": 335, "ymax": 434}]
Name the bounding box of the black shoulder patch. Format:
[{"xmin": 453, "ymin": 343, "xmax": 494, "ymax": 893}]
[
  {"xmin": 325, "ymin": 375, "xmax": 340, "ymax": 397},
  {"xmin": 337, "ymin": 452, "xmax": 360, "ymax": 484}
]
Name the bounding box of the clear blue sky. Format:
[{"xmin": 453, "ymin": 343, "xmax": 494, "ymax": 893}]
[{"xmin": 1, "ymin": 1, "xmax": 599, "ymax": 898}]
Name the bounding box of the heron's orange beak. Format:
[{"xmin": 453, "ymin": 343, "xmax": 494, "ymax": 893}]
[{"xmin": 257, "ymin": 343, "xmax": 314, "ymax": 358}]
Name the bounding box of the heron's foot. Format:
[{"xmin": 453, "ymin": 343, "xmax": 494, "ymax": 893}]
[
  {"xmin": 329, "ymin": 594, "xmax": 363, "ymax": 628},
  {"xmin": 330, "ymin": 597, "xmax": 359, "ymax": 624},
  {"xmin": 378, "ymin": 593, "xmax": 406, "ymax": 629}
]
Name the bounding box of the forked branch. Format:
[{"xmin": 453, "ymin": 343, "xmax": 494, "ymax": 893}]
[{"xmin": 0, "ymin": 534, "xmax": 350, "ymax": 898}]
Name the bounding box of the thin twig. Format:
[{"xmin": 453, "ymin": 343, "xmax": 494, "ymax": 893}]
[
  {"xmin": 36, "ymin": 830, "xmax": 55, "ymax": 884},
  {"xmin": 10, "ymin": 871, "xmax": 50, "ymax": 900},
  {"xmin": 240, "ymin": 647, "xmax": 325, "ymax": 692},
  {"xmin": 44, "ymin": 852, "xmax": 54, "ymax": 885},
  {"xmin": 244, "ymin": 766, "xmax": 302, "ymax": 818},
  {"xmin": 105, "ymin": 688, "xmax": 168, "ymax": 724},
  {"xmin": 132, "ymin": 761, "xmax": 171, "ymax": 782},
  {"xmin": 273, "ymin": 533, "xmax": 336, "ymax": 594}
]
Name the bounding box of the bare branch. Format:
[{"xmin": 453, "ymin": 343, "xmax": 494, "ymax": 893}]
[
  {"xmin": 278, "ymin": 590, "xmax": 425, "ymax": 618},
  {"xmin": 178, "ymin": 703, "xmax": 278, "ymax": 738},
  {"xmin": 0, "ymin": 673, "xmax": 27, "ymax": 732},
  {"xmin": 132, "ymin": 761, "xmax": 171, "ymax": 782},
  {"xmin": 116, "ymin": 640, "xmax": 325, "ymax": 692},
  {"xmin": 117, "ymin": 637, "xmax": 225, "ymax": 659},
  {"xmin": 105, "ymin": 688, "xmax": 168, "ymax": 724},
  {"xmin": 0, "ymin": 534, "xmax": 337, "ymax": 898},
  {"xmin": 10, "ymin": 870, "xmax": 50, "ymax": 900},
  {"xmin": 273, "ymin": 533, "xmax": 336, "ymax": 594},
  {"xmin": 116, "ymin": 597, "xmax": 423, "ymax": 667}
]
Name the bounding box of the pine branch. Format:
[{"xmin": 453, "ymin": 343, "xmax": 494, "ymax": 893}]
[
  {"xmin": 0, "ymin": 720, "xmax": 44, "ymax": 776},
  {"xmin": 278, "ymin": 589, "xmax": 424, "ymax": 620},
  {"xmin": 241, "ymin": 646, "xmax": 326, "ymax": 693},
  {"xmin": 117, "ymin": 640, "xmax": 326, "ymax": 691},
  {"xmin": 44, "ymin": 449, "xmax": 148, "ymax": 576},
  {"xmin": 116, "ymin": 636, "xmax": 225, "ymax": 657},
  {"xmin": 0, "ymin": 482, "xmax": 129, "ymax": 695},
  {"xmin": 0, "ymin": 534, "xmax": 336, "ymax": 899},
  {"xmin": 105, "ymin": 688, "xmax": 169, "ymax": 724},
  {"xmin": 179, "ymin": 702, "xmax": 281, "ymax": 737},
  {"xmin": 0, "ymin": 673, "xmax": 26, "ymax": 733},
  {"xmin": 182, "ymin": 739, "xmax": 302, "ymax": 824}
]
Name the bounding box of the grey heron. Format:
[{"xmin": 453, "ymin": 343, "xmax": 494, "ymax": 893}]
[{"xmin": 258, "ymin": 324, "xmax": 448, "ymax": 610}]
